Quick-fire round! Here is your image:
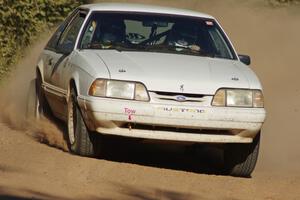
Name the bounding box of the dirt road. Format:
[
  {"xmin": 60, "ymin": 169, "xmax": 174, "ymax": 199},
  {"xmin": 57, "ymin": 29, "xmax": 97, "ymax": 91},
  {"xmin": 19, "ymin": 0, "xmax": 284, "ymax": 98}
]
[{"xmin": 1, "ymin": 0, "xmax": 300, "ymax": 199}]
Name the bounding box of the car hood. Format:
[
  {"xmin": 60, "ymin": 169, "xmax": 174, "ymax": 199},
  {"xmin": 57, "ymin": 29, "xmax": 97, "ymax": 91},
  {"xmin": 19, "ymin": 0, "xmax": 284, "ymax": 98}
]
[{"xmin": 89, "ymin": 50, "xmax": 262, "ymax": 95}]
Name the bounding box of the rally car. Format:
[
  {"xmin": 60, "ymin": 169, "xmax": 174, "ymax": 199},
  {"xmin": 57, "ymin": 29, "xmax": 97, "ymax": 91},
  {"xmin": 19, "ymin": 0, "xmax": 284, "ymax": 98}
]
[{"xmin": 27, "ymin": 3, "xmax": 266, "ymax": 177}]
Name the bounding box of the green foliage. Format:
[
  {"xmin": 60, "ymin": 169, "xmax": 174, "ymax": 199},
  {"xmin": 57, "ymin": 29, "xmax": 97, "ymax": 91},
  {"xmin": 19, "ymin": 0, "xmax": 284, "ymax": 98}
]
[{"xmin": 0, "ymin": 0, "xmax": 86, "ymax": 78}]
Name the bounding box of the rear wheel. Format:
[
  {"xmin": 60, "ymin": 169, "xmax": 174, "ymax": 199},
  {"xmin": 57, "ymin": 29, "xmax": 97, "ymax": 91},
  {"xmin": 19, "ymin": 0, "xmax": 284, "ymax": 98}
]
[
  {"xmin": 26, "ymin": 74, "xmax": 51, "ymax": 119},
  {"xmin": 26, "ymin": 79, "xmax": 38, "ymax": 119},
  {"xmin": 67, "ymin": 86, "xmax": 100, "ymax": 157},
  {"xmin": 224, "ymin": 132, "xmax": 260, "ymax": 177}
]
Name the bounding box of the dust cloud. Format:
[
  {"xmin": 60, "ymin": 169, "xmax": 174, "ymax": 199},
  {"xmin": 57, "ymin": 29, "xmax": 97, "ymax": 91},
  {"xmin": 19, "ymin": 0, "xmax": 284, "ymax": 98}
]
[{"xmin": 0, "ymin": 32, "xmax": 68, "ymax": 152}]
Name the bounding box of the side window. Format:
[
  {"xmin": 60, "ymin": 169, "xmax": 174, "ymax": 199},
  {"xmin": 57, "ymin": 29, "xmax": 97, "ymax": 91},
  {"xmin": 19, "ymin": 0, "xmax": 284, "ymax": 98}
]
[
  {"xmin": 46, "ymin": 23, "xmax": 68, "ymax": 50},
  {"xmin": 57, "ymin": 12, "xmax": 86, "ymax": 53},
  {"xmin": 45, "ymin": 9, "xmax": 79, "ymax": 51}
]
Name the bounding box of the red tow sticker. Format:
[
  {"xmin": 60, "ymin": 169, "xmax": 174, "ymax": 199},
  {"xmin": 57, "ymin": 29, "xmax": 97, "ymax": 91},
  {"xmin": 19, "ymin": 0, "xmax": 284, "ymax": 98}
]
[{"xmin": 124, "ymin": 108, "xmax": 136, "ymax": 120}]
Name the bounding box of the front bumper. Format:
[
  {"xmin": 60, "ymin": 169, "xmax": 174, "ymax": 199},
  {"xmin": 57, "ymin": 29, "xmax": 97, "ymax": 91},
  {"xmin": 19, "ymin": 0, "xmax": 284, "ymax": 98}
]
[{"xmin": 77, "ymin": 96, "xmax": 266, "ymax": 144}]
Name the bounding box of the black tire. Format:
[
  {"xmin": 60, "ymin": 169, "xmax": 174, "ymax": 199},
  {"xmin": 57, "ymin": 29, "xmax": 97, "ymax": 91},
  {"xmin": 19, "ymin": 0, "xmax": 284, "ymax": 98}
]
[
  {"xmin": 26, "ymin": 76, "xmax": 51, "ymax": 119},
  {"xmin": 36, "ymin": 73, "xmax": 52, "ymax": 119},
  {"xmin": 67, "ymin": 86, "xmax": 99, "ymax": 157},
  {"xmin": 224, "ymin": 132, "xmax": 260, "ymax": 177},
  {"xmin": 26, "ymin": 79, "xmax": 38, "ymax": 119}
]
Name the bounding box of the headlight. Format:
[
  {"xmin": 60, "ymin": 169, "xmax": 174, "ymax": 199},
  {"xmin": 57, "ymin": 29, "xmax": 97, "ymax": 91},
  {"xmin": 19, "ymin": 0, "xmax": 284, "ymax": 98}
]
[
  {"xmin": 106, "ymin": 81, "xmax": 135, "ymax": 99},
  {"xmin": 89, "ymin": 79, "xmax": 150, "ymax": 101},
  {"xmin": 212, "ymin": 89, "xmax": 264, "ymax": 108},
  {"xmin": 227, "ymin": 89, "xmax": 253, "ymax": 107}
]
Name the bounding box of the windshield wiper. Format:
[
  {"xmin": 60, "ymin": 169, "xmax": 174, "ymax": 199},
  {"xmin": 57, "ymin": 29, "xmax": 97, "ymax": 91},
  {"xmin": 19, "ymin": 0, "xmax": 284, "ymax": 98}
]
[
  {"xmin": 88, "ymin": 42, "xmax": 215, "ymax": 58},
  {"xmin": 139, "ymin": 44, "xmax": 215, "ymax": 58},
  {"xmin": 85, "ymin": 42, "xmax": 142, "ymax": 52}
]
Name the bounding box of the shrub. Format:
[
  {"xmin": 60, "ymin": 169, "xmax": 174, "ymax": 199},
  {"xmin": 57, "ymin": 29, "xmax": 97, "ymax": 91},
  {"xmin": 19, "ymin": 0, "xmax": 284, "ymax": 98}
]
[{"xmin": 0, "ymin": 0, "xmax": 86, "ymax": 77}]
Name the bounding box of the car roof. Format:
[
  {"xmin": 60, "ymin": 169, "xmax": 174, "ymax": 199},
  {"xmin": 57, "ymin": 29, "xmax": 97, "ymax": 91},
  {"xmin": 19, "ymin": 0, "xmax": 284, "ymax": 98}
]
[{"xmin": 80, "ymin": 3, "xmax": 214, "ymax": 19}]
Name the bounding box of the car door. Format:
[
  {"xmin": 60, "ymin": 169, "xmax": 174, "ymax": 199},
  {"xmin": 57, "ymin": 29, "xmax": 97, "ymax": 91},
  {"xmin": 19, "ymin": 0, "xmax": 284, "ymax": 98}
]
[
  {"xmin": 52, "ymin": 11, "xmax": 87, "ymax": 88},
  {"xmin": 43, "ymin": 9, "xmax": 78, "ymax": 84},
  {"xmin": 43, "ymin": 10, "xmax": 87, "ymax": 120}
]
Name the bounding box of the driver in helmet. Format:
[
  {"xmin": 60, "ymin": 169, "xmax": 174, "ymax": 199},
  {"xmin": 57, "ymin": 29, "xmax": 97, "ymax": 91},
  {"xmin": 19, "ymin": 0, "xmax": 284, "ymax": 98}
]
[
  {"xmin": 98, "ymin": 19, "xmax": 126, "ymax": 48},
  {"xmin": 166, "ymin": 22, "xmax": 201, "ymax": 52}
]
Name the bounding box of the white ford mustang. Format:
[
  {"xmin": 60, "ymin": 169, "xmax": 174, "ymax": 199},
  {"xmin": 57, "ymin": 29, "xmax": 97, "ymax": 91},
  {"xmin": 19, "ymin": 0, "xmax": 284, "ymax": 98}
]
[{"xmin": 28, "ymin": 3, "xmax": 266, "ymax": 177}]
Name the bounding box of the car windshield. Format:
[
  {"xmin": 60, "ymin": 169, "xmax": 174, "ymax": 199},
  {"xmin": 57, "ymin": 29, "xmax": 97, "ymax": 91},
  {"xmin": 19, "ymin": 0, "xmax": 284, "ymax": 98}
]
[{"xmin": 79, "ymin": 12, "xmax": 236, "ymax": 59}]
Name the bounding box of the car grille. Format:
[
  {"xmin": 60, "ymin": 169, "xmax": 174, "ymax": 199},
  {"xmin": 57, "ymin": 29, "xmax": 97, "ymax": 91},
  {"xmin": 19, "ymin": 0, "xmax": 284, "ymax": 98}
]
[{"xmin": 149, "ymin": 91, "xmax": 213, "ymax": 106}]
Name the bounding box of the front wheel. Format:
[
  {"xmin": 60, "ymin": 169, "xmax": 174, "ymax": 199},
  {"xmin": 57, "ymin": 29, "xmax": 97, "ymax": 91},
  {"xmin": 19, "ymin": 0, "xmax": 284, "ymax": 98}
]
[
  {"xmin": 224, "ymin": 132, "xmax": 261, "ymax": 177},
  {"xmin": 67, "ymin": 86, "xmax": 100, "ymax": 157}
]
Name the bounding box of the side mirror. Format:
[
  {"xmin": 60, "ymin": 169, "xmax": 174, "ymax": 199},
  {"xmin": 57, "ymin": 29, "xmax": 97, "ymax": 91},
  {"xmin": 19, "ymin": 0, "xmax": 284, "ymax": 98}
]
[{"xmin": 238, "ymin": 54, "xmax": 251, "ymax": 66}]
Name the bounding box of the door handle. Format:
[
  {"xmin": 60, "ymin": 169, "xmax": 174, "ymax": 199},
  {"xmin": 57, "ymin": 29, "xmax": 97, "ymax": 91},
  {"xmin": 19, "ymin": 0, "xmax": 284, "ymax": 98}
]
[{"xmin": 48, "ymin": 58, "xmax": 53, "ymax": 66}]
